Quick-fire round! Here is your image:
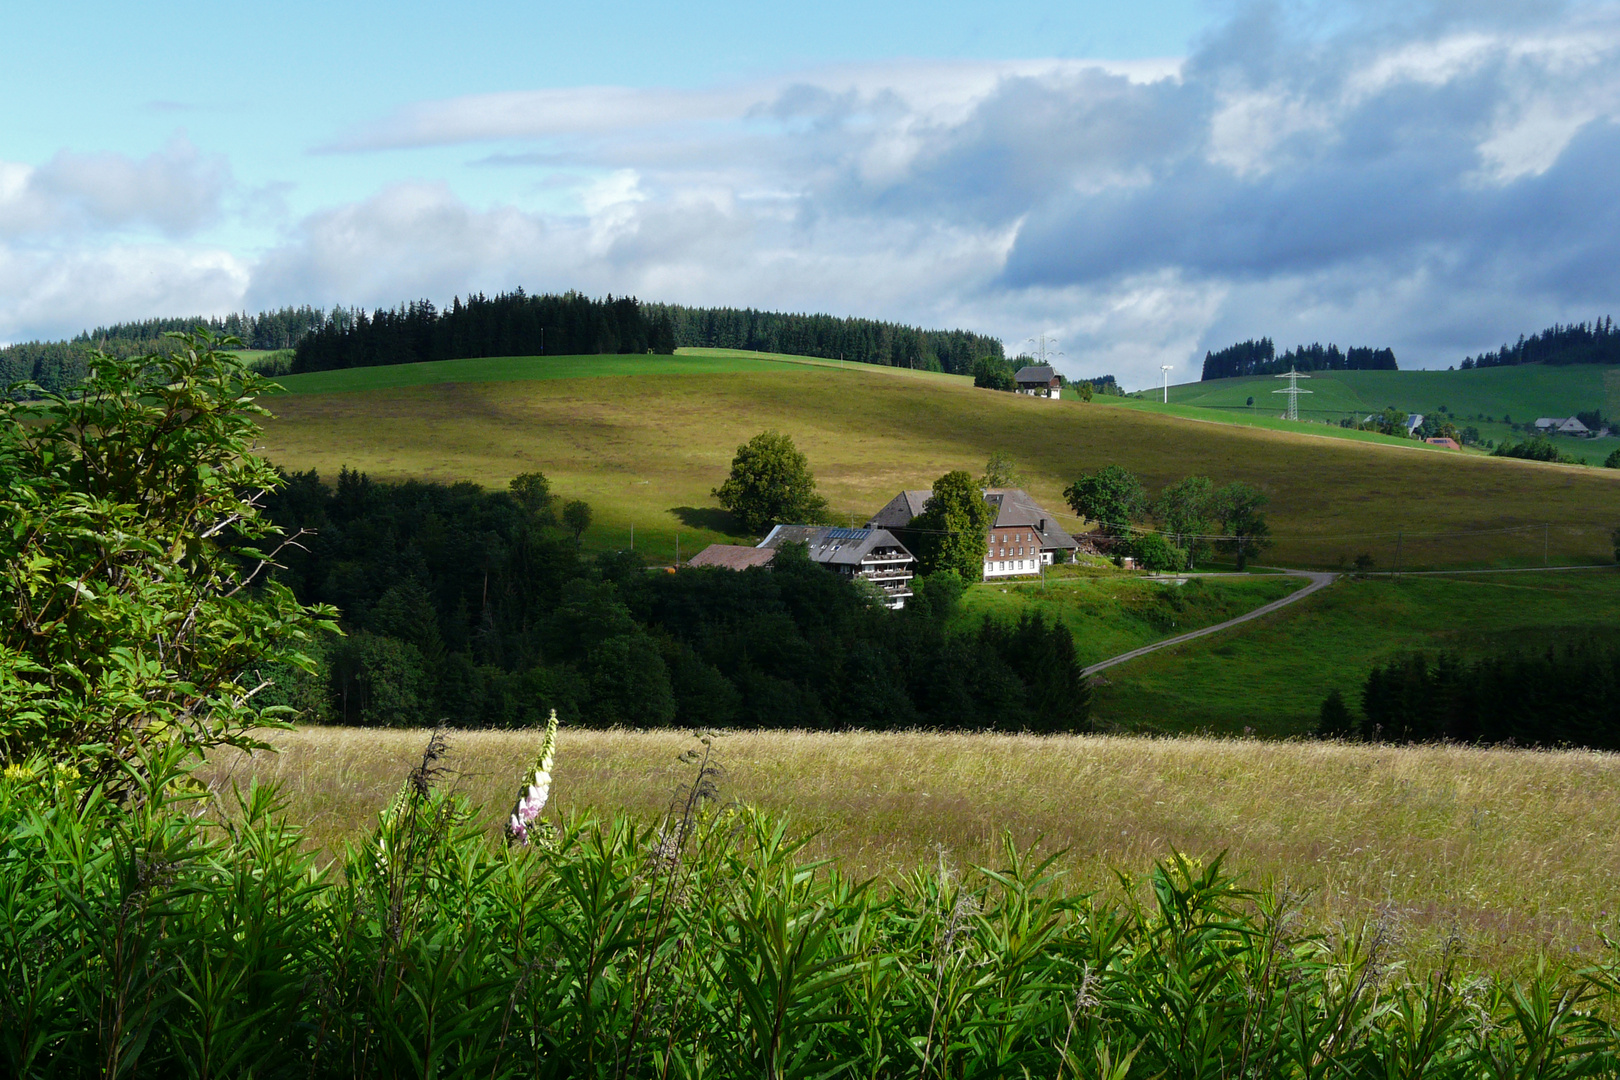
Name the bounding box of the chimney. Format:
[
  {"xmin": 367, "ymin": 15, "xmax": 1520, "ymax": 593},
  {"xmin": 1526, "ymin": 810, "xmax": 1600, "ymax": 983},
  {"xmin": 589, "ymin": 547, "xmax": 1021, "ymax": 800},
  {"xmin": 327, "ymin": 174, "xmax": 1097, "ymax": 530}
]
[{"xmin": 1039, "ymin": 518, "xmax": 1046, "ymax": 533}]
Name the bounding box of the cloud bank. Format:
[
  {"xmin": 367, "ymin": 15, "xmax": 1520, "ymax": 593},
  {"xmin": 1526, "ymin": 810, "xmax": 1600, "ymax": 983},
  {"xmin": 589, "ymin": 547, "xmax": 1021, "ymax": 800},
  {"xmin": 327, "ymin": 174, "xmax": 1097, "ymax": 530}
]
[{"xmin": 6, "ymin": 2, "xmax": 1620, "ymax": 388}]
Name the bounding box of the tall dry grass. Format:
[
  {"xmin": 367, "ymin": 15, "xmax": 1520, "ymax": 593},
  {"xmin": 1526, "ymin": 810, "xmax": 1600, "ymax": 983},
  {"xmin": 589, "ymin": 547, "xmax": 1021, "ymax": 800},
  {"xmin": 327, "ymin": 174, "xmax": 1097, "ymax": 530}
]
[{"xmin": 207, "ymin": 727, "xmax": 1620, "ymax": 973}]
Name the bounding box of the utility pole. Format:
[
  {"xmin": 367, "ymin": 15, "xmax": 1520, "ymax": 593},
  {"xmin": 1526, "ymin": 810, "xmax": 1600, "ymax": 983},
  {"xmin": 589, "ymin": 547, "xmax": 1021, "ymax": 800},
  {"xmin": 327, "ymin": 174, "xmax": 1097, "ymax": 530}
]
[
  {"xmin": 1394, "ymin": 531, "xmax": 1403, "ymax": 578},
  {"xmin": 1161, "ymin": 365, "xmax": 1173, "ymax": 404},
  {"xmin": 1544, "ymin": 522, "xmax": 1549, "ymax": 566}
]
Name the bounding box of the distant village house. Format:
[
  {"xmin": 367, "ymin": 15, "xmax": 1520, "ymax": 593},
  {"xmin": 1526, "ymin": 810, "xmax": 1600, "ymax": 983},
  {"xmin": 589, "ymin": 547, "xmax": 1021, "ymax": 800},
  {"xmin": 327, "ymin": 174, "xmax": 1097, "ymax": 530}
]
[
  {"xmin": 758, "ymin": 526, "xmax": 915, "ymax": 608},
  {"xmin": 867, "ymin": 487, "xmax": 1079, "ymax": 580},
  {"xmin": 1014, "ymin": 365, "xmax": 1062, "ymax": 398},
  {"xmin": 687, "ymin": 527, "xmax": 917, "ymax": 609},
  {"xmin": 1534, "ymin": 417, "xmax": 1592, "ymax": 436}
]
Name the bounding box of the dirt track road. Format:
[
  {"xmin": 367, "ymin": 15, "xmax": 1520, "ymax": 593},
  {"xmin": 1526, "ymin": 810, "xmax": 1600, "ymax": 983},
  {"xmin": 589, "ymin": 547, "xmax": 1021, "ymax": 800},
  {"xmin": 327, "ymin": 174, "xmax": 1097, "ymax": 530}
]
[{"xmin": 1081, "ymin": 570, "xmax": 1337, "ymax": 677}]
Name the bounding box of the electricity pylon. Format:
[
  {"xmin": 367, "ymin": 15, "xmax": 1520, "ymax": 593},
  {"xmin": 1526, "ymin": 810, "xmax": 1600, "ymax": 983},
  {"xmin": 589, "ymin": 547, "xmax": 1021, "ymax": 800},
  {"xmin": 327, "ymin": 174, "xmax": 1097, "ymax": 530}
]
[
  {"xmin": 1026, "ymin": 334, "xmax": 1063, "ymax": 366},
  {"xmin": 1272, "ymin": 368, "xmax": 1312, "ymax": 420}
]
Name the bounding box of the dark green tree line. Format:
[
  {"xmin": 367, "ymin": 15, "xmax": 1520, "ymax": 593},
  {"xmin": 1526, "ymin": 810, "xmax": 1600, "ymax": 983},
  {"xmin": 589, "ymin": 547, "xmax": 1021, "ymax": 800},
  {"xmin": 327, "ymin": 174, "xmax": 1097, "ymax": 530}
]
[
  {"xmin": 264, "ymin": 470, "xmax": 1090, "ymax": 733},
  {"xmin": 1201, "ymin": 338, "xmax": 1398, "ymax": 380},
  {"xmin": 1325, "ymin": 643, "xmax": 1620, "ymax": 749},
  {"xmin": 1462, "ymin": 317, "xmax": 1620, "ymax": 368},
  {"xmin": 648, "ymin": 302, "xmax": 1004, "ymax": 375},
  {"xmin": 292, "ymin": 291, "xmax": 667, "ymax": 372}
]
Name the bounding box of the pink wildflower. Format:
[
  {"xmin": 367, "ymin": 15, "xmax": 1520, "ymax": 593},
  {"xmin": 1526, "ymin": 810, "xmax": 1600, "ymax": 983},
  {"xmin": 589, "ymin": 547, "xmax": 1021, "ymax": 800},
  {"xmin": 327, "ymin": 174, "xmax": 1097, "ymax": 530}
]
[{"xmin": 507, "ymin": 708, "xmax": 559, "ymax": 845}]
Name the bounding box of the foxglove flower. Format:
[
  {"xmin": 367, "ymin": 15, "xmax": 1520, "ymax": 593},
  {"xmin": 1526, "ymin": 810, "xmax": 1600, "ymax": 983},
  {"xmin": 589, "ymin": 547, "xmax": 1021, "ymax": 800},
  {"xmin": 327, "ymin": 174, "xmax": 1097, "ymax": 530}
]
[{"xmin": 507, "ymin": 708, "xmax": 559, "ymax": 845}]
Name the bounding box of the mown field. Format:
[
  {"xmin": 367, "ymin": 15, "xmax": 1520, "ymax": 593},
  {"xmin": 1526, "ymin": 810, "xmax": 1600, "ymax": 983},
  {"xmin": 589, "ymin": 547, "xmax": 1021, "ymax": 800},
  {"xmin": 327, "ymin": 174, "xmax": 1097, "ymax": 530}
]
[
  {"xmin": 208, "ymin": 727, "xmax": 1620, "ymax": 975},
  {"xmin": 257, "ymin": 349, "xmax": 1620, "ymax": 568},
  {"xmin": 1151, "ymin": 364, "xmax": 1620, "ymax": 464},
  {"xmin": 1091, "ymin": 568, "xmax": 1620, "ymax": 735}
]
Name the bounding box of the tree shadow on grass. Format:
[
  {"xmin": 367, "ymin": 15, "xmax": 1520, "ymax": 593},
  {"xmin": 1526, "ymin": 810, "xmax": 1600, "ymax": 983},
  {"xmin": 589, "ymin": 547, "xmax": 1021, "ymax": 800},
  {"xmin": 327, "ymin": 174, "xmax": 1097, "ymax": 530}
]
[{"xmin": 669, "ymin": 506, "xmax": 742, "ymax": 534}]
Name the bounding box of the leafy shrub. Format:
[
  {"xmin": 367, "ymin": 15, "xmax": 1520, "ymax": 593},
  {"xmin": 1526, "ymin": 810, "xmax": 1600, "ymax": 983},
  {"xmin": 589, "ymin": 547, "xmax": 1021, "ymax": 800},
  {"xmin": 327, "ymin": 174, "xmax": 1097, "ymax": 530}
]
[
  {"xmin": 1492, "ymin": 438, "xmax": 1576, "ymax": 463},
  {"xmin": 0, "ymin": 334, "xmax": 335, "ymax": 788},
  {"xmin": 1128, "ymin": 532, "xmax": 1186, "ymax": 573},
  {"xmin": 972, "ymin": 355, "xmax": 1016, "ymax": 390},
  {"xmin": 2, "ymin": 741, "xmax": 1617, "ymax": 1078}
]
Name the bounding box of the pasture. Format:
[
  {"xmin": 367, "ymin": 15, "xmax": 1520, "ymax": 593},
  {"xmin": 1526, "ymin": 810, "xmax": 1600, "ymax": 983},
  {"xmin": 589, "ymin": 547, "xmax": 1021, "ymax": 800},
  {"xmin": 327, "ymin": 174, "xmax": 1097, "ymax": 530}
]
[
  {"xmin": 209, "ymin": 726, "xmax": 1620, "ymax": 974},
  {"xmin": 256, "ymin": 350, "xmax": 1620, "ymax": 568},
  {"xmin": 953, "ymin": 566, "xmax": 1307, "ymax": 667},
  {"xmin": 1089, "ymin": 568, "xmax": 1620, "ymax": 735},
  {"xmin": 1154, "ymin": 364, "xmax": 1620, "ymax": 464}
]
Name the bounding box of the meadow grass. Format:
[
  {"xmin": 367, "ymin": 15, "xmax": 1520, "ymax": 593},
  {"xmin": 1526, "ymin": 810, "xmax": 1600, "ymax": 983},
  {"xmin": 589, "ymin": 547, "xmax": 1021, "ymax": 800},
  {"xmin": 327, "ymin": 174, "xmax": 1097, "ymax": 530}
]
[
  {"xmin": 257, "ymin": 354, "xmax": 1620, "ymax": 568},
  {"xmin": 1090, "ymin": 568, "xmax": 1620, "ymax": 735},
  {"xmin": 262, "ymin": 347, "xmax": 969, "ymax": 396},
  {"xmin": 953, "ymin": 567, "xmax": 1307, "ymax": 666},
  {"xmin": 207, "ymin": 726, "xmax": 1620, "ymax": 975},
  {"xmin": 1151, "ymin": 364, "xmax": 1620, "ymax": 464}
]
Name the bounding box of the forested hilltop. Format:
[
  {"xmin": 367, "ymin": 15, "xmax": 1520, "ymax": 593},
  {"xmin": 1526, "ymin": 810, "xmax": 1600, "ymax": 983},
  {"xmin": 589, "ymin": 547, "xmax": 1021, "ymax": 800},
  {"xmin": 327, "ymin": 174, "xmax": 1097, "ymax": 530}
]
[
  {"xmin": 1462, "ymin": 318, "xmax": 1620, "ymax": 368},
  {"xmin": 1200, "ymin": 338, "xmax": 1398, "ymax": 380},
  {"xmin": 645, "ymin": 303, "xmax": 1004, "ymax": 374},
  {"xmin": 0, "ymin": 306, "xmax": 324, "ymax": 394},
  {"xmin": 291, "ymin": 292, "xmax": 671, "ymax": 372}
]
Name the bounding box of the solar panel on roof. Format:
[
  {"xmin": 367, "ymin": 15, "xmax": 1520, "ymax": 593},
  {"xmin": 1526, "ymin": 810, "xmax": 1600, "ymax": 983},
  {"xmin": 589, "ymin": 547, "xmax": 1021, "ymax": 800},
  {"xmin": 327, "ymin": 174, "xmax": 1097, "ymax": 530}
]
[{"xmin": 824, "ymin": 527, "xmax": 870, "ymax": 540}]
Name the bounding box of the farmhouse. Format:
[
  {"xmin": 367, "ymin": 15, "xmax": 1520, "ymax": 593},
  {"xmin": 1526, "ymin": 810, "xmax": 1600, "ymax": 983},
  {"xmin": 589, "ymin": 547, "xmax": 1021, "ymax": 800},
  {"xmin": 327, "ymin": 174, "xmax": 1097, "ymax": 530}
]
[
  {"xmin": 1424, "ymin": 437, "xmax": 1462, "ymax": 450},
  {"xmin": 867, "ymin": 487, "xmax": 1079, "ymax": 579},
  {"xmin": 1013, "ymin": 364, "xmax": 1062, "ymax": 398},
  {"xmin": 750, "ymin": 525, "xmax": 916, "ymax": 608},
  {"xmin": 1534, "ymin": 417, "xmax": 1592, "ymax": 435}
]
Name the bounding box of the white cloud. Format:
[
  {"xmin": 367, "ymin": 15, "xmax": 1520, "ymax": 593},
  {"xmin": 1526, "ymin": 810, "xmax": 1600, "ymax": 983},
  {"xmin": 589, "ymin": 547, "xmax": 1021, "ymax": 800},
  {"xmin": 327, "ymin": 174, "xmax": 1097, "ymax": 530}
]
[
  {"xmin": 0, "ymin": 138, "xmax": 230, "ymax": 239},
  {"xmin": 325, "ymin": 58, "xmax": 1183, "ymax": 151},
  {"xmin": 0, "ymin": 243, "xmax": 248, "ymax": 344},
  {"xmin": 10, "ymin": 6, "xmax": 1620, "ymax": 390}
]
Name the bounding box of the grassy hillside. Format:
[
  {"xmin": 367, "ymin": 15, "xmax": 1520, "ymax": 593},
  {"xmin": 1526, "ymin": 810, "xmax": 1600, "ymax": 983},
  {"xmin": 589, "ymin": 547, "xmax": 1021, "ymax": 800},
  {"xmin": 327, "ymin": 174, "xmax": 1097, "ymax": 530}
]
[
  {"xmin": 258, "ymin": 349, "xmax": 1620, "ymax": 568},
  {"xmin": 263, "ymin": 347, "xmax": 966, "ymax": 395},
  {"xmin": 1155, "ymin": 364, "xmax": 1620, "ymax": 464},
  {"xmin": 1091, "ymin": 568, "xmax": 1620, "ymax": 736},
  {"xmin": 211, "ymin": 727, "xmax": 1620, "ymax": 972},
  {"xmin": 953, "ymin": 567, "xmax": 1306, "ymax": 666}
]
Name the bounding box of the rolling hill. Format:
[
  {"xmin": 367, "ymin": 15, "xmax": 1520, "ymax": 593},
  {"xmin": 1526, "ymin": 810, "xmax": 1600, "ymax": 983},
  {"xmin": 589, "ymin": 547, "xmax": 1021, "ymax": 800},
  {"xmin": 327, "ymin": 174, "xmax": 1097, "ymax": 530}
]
[
  {"xmin": 1153, "ymin": 364, "xmax": 1620, "ymax": 464},
  {"xmin": 258, "ymin": 348, "xmax": 1620, "ymax": 569}
]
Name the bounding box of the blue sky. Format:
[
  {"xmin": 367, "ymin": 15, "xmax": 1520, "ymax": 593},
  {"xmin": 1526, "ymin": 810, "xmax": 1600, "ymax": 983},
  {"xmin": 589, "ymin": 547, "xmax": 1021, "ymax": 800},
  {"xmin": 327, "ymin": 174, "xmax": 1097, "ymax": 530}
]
[{"xmin": 4, "ymin": 0, "xmax": 1618, "ymax": 387}]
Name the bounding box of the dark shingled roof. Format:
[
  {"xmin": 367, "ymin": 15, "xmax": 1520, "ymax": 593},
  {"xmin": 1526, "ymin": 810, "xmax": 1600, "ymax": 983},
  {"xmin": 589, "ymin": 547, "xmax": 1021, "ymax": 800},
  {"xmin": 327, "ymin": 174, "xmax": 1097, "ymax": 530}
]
[
  {"xmin": 758, "ymin": 525, "xmax": 915, "ymax": 567},
  {"xmin": 985, "ymin": 487, "xmax": 1079, "ymax": 551},
  {"xmin": 686, "ymin": 544, "xmax": 777, "ymax": 570},
  {"xmin": 865, "ymin": 489, "xmax": 931, "ymax": 530},
  {"xmin": 865, "ymin": 486, "xmax": 1079, "ymax": 552},
  {"xmin": 1014, "ymin": 364, "xmax": 1057, "ymax": 384}
]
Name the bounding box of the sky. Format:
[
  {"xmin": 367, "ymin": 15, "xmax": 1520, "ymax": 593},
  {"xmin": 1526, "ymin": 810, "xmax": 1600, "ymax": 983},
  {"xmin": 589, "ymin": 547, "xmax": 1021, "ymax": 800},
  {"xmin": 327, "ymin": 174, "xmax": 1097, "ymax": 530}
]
[{"xmin": 4, "ymin": 0, "xmax": 1619, "ymax": 388}]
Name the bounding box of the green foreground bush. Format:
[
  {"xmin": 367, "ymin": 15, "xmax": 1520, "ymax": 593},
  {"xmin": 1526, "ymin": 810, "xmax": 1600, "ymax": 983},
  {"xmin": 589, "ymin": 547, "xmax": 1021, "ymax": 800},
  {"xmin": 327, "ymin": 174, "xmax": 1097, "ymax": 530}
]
[{"xmin": 3, "ymin": 743, "xmax": 1618, "ymax": 1079}]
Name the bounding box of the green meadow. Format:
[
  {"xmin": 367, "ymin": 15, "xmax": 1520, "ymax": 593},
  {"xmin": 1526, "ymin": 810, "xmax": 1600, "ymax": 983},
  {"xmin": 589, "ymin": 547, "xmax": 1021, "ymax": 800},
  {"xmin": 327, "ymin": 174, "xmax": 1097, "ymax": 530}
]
[
  {"xmin": 952, "ymin": 567, "xmax": 1307, "ymax": 668},
  {"xmin": 263, "ymin": 346, "xmax": 967, "ymax": 395},
  {"xmin": 259, "ymin": 349, "xmax": 1620, "ymax": 569},
  {"xmin": 1144, "ymin": 363, "xmax": 1620, "ymax": 464},
  {"xmin": 1090, "ymin": 568, "xmax": 1620, "ymax": 736}
]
